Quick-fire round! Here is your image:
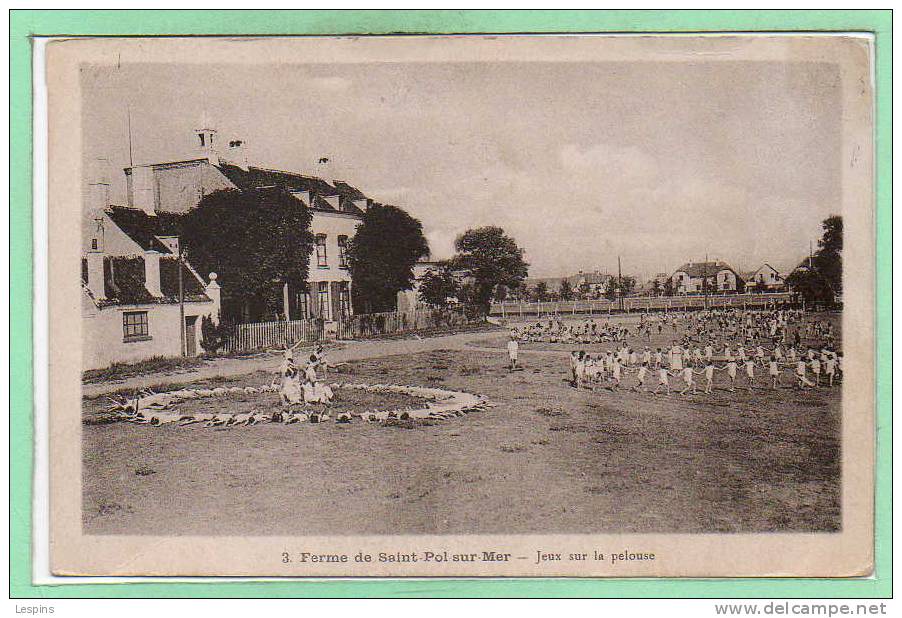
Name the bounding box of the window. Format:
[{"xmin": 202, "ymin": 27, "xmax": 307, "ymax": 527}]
[
  {"xmin": 337, "ymin": 235, "xmax": 348, "ymax": 268},
  {"xmin": 296, "ymin": 289, "xmax": 310, "ymax": 319},
  {"xmin": 338, "ymin": 283, "xmax": 351, "ymax": 318},
  {"xmin": 123, "ymin": 311, "xmax": 150, "ymax": 341},
  {"xmin": 318, "ymin": 282, "xmax": 330, "ymax": 320},
  {"xmin": 91, "ymin": 238, "xmax": 98, "ymax": 250},
  {"xmin": 316, "ymin": 234, "xmax": 328, "ymax": 267}
]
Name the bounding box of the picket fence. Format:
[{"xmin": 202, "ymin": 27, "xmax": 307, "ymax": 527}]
[{"xmin": 222, "ymin": 318, "xmax": 325, "ymax": 353}]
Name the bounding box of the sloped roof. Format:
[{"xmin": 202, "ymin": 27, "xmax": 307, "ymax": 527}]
[
  {"xmin": 88, "ymin": 255, "xmax": 210, "ymax": 308},
  {"xmin": 105, "ymin": 206, "xmax": 178, "ymax": 253},
  {"xmin": 332, "ymin": 180, "xmax": 368, "ymax": 201},
  {"xmin": 673, "ymin": 261, "xmax": 739, "ymax": 279},
  {"xmin": 214, "ymin": 163, "xmax": 366, "ymax": 216}
]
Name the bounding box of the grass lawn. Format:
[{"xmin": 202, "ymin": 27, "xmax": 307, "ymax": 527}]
[{"xmin": 83, "ymin": 325, "xmax": 841, "ymax": 535}]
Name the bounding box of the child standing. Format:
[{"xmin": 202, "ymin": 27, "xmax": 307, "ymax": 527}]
[
  {"xmin": 768, "ymin": 355, "xmax": 781, "ymax": 390},
  {"xmin": 679, "ymin": 365, "xmax": 697, "ymax": 396},
  {"xmin": 653, "ymin": 367, "xmax": 671, "ymax": 395},
  {"xmin": 507, "ymin": 335, "xmax": 520, "ymax": 371}
]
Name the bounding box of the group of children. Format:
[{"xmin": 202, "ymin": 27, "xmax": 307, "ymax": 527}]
[
  {"xmin": 278, "ymin": 343, "xmax": 338, "ymax": 410},
  {"xmin": 507, "ymin": 308, "xmax": 842, "ymax": 397}
]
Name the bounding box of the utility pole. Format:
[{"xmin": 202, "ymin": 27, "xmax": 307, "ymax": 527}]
[
  {"xmin": 617, "ymin": 256, "xmax": 623, "ymax": 312},
  {"xmin": 178, "ymin": 239, "xmax": 185, "ymax": 356},
  {"xmin": 703, "ymin": 252, "xmax": 709, "ymax": 310},
  {"xmin": 126, "ymin": 104, "xmax": 134, "ymax": 168}
]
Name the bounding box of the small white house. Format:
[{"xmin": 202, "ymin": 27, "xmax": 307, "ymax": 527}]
[
  {"xmin": 82, "ymin": 206, "xmax": 220, "ymax": 371},
  {"xmin": 744, "ymin": 263, "xmax": 786, "ymax": 292}
]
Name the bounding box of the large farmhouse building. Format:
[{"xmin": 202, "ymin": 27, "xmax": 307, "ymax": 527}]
[
  {"xmin": 82, "ymin": 119, "xmax": 385, "ymax": 369},
  {"xmin": 120, "ymin": 121, "xmax": 372, "ymax": 324}
]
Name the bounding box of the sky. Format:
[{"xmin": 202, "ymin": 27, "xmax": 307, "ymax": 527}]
[{"xmin": 82, "ymin": 58, "xmax": 842, "ymax": 279}]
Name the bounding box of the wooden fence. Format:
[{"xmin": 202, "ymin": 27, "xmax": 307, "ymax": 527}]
[
  {"xmin": 491, "ymin": 292, "xmax": 796, "ymax": 319},
  {"xmin": 222, "ymin": 318, "xmax": 325, "ymax": 353}
]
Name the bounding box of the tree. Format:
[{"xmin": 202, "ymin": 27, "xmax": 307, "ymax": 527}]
[
  {"xmin": 199, "ymin": 314, "xmax": 232, "ymax": 355},
  {"xmin": 448, "ymin": 226, "xmax": 529, "ymax": 314},
  {"xmin": 651, "ymin": 279, "xmax": 662, "ymax": 297},
  {"xmin": 532, "ymin": 281, "xmax": 549, "ymax": 302},
  {"xmin": 604, "ymin": 275, "xmax": 637, "ymax": 300},
  {"xmin": 347, "ymin": 203, "xmax": 430, "ymax": 314},
  {"xmin": 603, "ymin": 277, "xmax": 619, "ymax": 301},
  {"xmin": 663, "ymin": 277, "xmax": 675, "ymax": 297},
  {"xmin": 179, "ymin": 188, "xmax": 314, "ymax": 322},
  {"xmin": 559, "ymin": 279, "xmax": 574, "ymax": 301},
  {"xmin": 815, "ymin": 215, "xmax": 843, "ymax": 294},
  {"xmin": 417, "ymin": 264, "xmax": 459, "ymax": 308},
  {"xmin": 787, "ymin": 215, "xmax": 843, "ymax": 303},
  {"xmin": 578, "ymin": 281, "xmax": 591, "ymax": 299}
]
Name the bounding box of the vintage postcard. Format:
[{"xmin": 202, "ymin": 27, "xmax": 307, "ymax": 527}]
[{"xmin": 44, "ymin": 34, "xmax": 874, "ymax": 577}]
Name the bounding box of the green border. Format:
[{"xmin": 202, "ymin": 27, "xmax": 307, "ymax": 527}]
[{"xmin": 9, "ymin": 9, "xmax": 891, "ymax": 599}]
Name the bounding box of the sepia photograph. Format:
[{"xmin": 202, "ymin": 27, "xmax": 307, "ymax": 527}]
[{"xmin": 42, "ymin": 33, "xmax": 875, "ymax": 577}]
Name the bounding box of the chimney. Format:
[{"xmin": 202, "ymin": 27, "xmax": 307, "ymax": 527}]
[
  {"xmin": 129, "ymin": 166, "xmax": 156, "ymax": 215},
  {"xmin": 85, "ymin": 251, "xmax": 106, "ymax": 300},
  {"xmin": 224, "ymin": 139, "xmax": 248, "ymax": 170},
  {"xmin": 195, "ymin": 112, "xmax": 218, "ymax": 163},
  {"xmin": 144, "ymin": 250, "xmax": 162, "ymax": 297}
]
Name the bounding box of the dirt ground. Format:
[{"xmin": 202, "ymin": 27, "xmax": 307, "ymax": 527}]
[{"xmin": 83, "ymin": 312, "xmax": 841, "ymax": 535}]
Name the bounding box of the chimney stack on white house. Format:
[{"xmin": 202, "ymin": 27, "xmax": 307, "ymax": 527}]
[
  {"xmin": 85, "ymin": 250, "xmax": 106, "ymax": 300},
  {"xmin": 144, "ymin": 250, "xmax": 162, "ymax": 297}
]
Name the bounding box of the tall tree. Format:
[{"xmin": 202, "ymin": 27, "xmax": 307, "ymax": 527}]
[
  {"xmin": 578, "ymin": 281, "xmax": 592, "ymax": 299},
  {"xmin": 787, "ymin": 215, "xmax": 843, "ymax": 302},
  {"xmin": 814, "ymin": 215, "xmax": 843, "ymax": 294},
  {"xmin": 347, "ymin": 203, "xmax": 430, "ymax": 313},
  {"xmin": 179, "ymin": 188, "xmax": 314, "ymax": 322},
  {"xmin": 448, "ymin": 226, "xmax": 529, "ymax": 314}
]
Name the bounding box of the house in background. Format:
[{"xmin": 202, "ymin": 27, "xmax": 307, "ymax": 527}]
[
  {"xmin": 568, "ymin": 271, "xmax": 612, "ymax": 298},
  {"xmin": 396, "ymin": 257, "xmax": 445, "ymax": 313},
  {"xmin": 81, "ymin": 205, "xmax": 220, "ymax": 371},
  {"xmin": 743, "ymin": 263, "xmax": 787, "ymax": 293},
  {"xmin": 671, "ymin": 260, "xmax": 744, "ymax": 294},
  {"xmin": 120, "ymin": 118, "xmax": 369, "ymax": 324}
]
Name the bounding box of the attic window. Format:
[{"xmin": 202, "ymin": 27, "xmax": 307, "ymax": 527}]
[{"xmin": 198, "ymin": 133, "xmax": 205, "ymax": 147}]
